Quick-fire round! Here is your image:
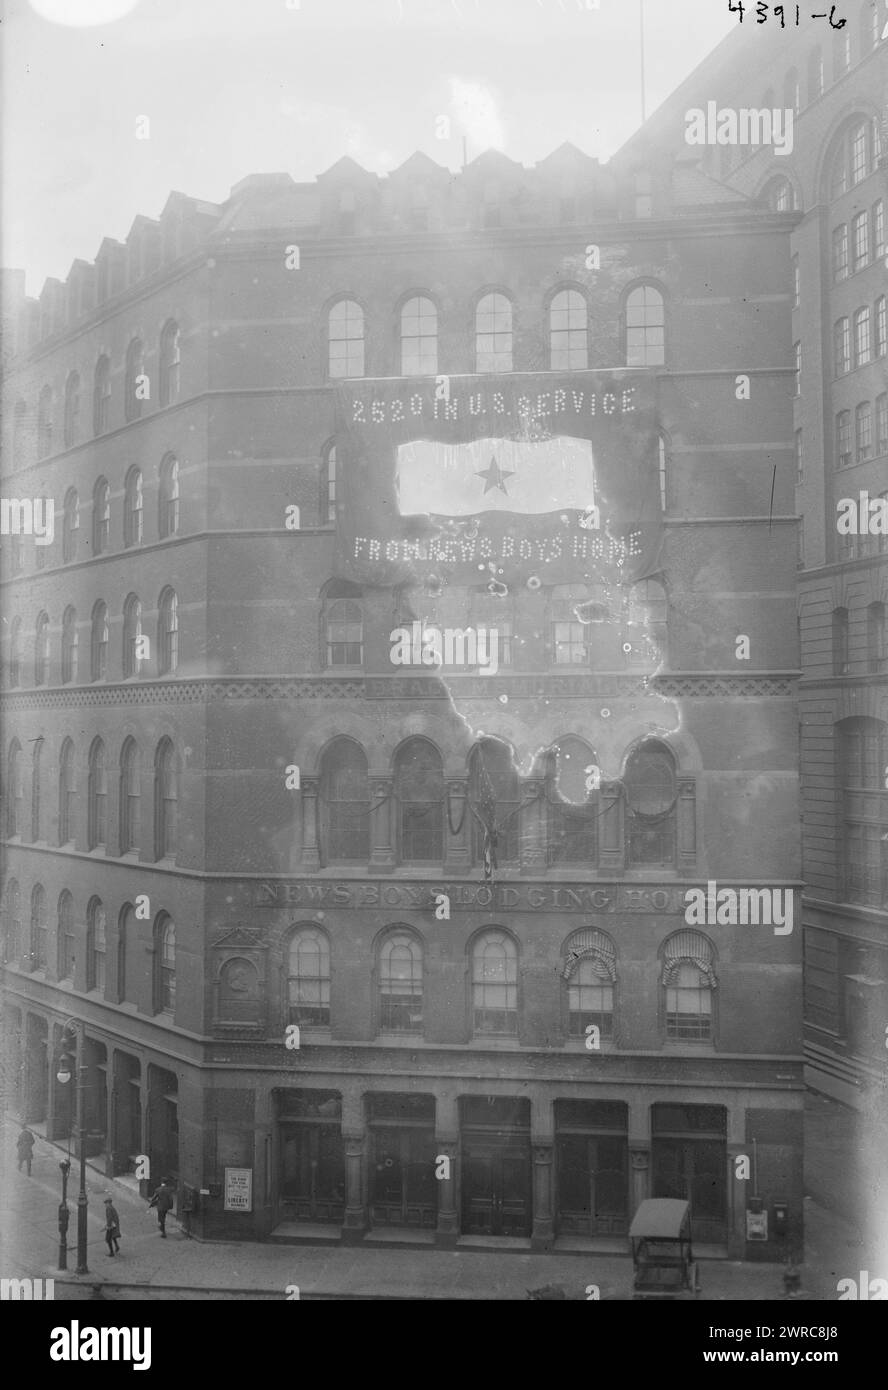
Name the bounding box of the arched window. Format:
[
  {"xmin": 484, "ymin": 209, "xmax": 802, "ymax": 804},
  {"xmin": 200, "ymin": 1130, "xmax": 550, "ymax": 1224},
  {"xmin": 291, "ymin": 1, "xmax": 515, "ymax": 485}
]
[
  {"xmin": 475, "ymin": 293, "xmax": 513, "ymax": 372},
  {"xmin": 124, "ymin": 467, "xmax": 143, "ymax": 546},
  {"xmin": 155, "ymin": 739, "xmax": 177, "ymax": 860},
  {"xmin": 321, "ymin": 738, "xmax": 369, "ymax": 863},
  {"xmin": 58, "ymin": 890, "xmax": 75, "ymax": 979},
  {"xmin": 158, "ymin": 320, "xmax": 181, "ymax": 407},
  {"xmin": 833, "ymin": 606, "xmax": 850, "ymax": 675},
  {"xmin": 159, "ymin": 454, "xmax": 180, "ymax": 538},
  {"xmin": 92, "ymin": 477, "xmax": 111, "ymax": 555},
  {"xmin": 762, "ymin": 175, "xmax": 796, "ymax": 212},
  {"xmin": 400, "ymin": 295, "xmax": 438, "ymax": 376},
  {"xmin": 830, "ymin": 118, "xmax": 874, "ymax": 199},
  {"xmin": 395, "ymin": 738, "xmax": 444, "ymax": 863},
  {"xmin": 837, "ymin": 717, "xmax": 888, "ymax": 905},
  {"xmin": 6, "ymin": 740, "xmax": 23, "ymax": 837},
  {"xmin": 807, "ymin": 44, "xmax": 824, "ymax": 102},
  {"xmin": 625, "ymin": 284, "xmax": 666, "ymax": 367},
  {"xmin": 563, "ymin": 929, "xmax": 616, "ymax": 1037},
  {"xmin": 876, "ymin": 295, "xmax": 887, "ymax": 357},
  {"xmin": 117, "ymin": 904, "xmax": 134, "ymax": 1001},
  {"xmin": 472, "ymin": 929, "xmax": 518, "ymax": 1036},
  {"xmin": 5, "ymin": 879, "xmax": 22, "ymax": 963},
  {"xmin": 321, "ymin": 443, "xmax": 336, "ymax": 525},
  {"xmin": 61, "ymin": 606, "xmax": 78, "ymax": 684},
  {"xmin": 379, "ymin": 931, "xmax": 423, "ymax": 1032},
  {"xmin": 287, "ymin": 927, "xmax": 330, "ymax": 1025},
  {"xmin": 854, "ymin": 306, "xmax": 872, "ymax": 366},
  {"xmin": 8, "ymin": 617, "xmax": 21, "ymax": 687},
  {"xmin": 58, "ymin": 739, "xmax": 76, "ymax": 844},
  {"xmin": 124, "ymin": 338, "xmax": 144, "ymax": 422},
  {"xmin": 157, "ymin": 588, "xmax": 179, "ymax": 675},
  {"xmin": 87, "ymin": 897, "xmax": 106, "ymax": 993},
  {"xmin": 62, "ymin": 488, "xmax": 79, "ymax": 563},
  {"xmin": 867, "ymin": 601, "xmax": 887, "ymax": 672},
  {"xmin": 119, "ymin": 738, "xmax": 141, "ymax": 853},
  {"xmin": 63, "ymin": 372, "xmax": 81, "ymax": 448},
  {"xmin": 662, "ymin": 931, "xmax": 716, "ymax": 1040},
  {"xmin": 624, "ymin": 740, "xmax": 677, "ymax": 866},
  {"xmin": 31, "ymin": 737, "xmax": 44, "ymax": 841},
  {"xmin": 856, "ymin": 402, "xmax": 873, "ymax": 462},
  {"xmin": 122, "ymin": 594, "xmax": 143, "ymax": 677},
  {"xmin": 469, "ymin": 739, "xmax": 521, "ymax": 866},
  {"xmin": 88, "ymin": 738, "xmax": 107, "ymax": 849},
  {"xmin": 547, "ymin": 736, "xmax": 597, "ymax": 865},
  {"xmin": 324, "ymin": 591, "xmax": 363, "ymax": 667},
  {"xmin": 328, "ymin": 298, "xmax": 364, "ymax": 378},
  {"xmin": 93, "ymin": 355, "xmax": 111, "ymax": 435},
  {"xmin": 549, "ymin": 289, "xmax": 588, "ymax": 370},
  {"xmin": 34, "ymin": 612, "xmax": 50, "ymax": 686},
  {"xmin": 37, "ymin": 385, "xmax": 53, "ymax": 458},
  {"xmin": 29, "ymin": 885, "xmax": 46, "ymax": 971},
  {"xmin": 91, "ymin": 600, "xmax": 109, "ymax": 681},
  {"xmin": 155, "ymin": 915, "xmax": 176, "ymax": 1013},
  {"xmin": 783, "ymin": 66, "xmax": 800, "ymax": 116}
]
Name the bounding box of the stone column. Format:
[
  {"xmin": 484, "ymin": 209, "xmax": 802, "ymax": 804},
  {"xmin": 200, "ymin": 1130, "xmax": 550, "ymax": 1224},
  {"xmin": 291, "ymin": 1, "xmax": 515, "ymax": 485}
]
[
  {"xmin": 519, "ymin": 780, "xmax": 547, "ymax": 875},
  {"xmin": 727, "ymin": 1141, "xmax": 747, "ymax": 1260},
  {"xmin": 435, "ymin": 1093, "xmax": 460, "ymax": 1246},
  {"xmin": 300, "ymin": 776, "xmax": 320, "ymax": 871},
  {"xmin": 531, "ymin": 1145, "xmax": 555, "ymax": 1249},
  {"xmin": 341, "ymin": 1091, "xmax": 366, "ymax": 1241},
  {"xmin": 368, "ymin": 776, "xmax": 395, "ymax": 873},
  {"xmin": 629, "ymin": 1146, "xmax": 651, "ymax": 1217},
  {"xmin": 443, "ymin": 778, "xmax": 471, "ymax": 874}
]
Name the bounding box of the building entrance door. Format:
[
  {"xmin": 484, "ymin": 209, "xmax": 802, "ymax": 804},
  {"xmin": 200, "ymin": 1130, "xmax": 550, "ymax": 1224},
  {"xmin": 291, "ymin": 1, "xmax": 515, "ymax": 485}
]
[
  {"xmin": 461, "ymin": 1138, "xmax": 532, "ymax": 1237},
  {"xmin": 280, "ymin": 1123, "xmax": 345, "ymax": 1223}
]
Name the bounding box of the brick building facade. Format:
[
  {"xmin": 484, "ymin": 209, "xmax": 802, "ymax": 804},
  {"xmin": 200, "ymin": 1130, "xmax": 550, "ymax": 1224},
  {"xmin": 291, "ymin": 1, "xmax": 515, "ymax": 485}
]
[
  {"xmin": 619, "ymin": 2, "xmax": 887, "ymax": 1113},
  {"xmin": 2, "ymin": 137, "xmax": 803, "ymax": 1258}
]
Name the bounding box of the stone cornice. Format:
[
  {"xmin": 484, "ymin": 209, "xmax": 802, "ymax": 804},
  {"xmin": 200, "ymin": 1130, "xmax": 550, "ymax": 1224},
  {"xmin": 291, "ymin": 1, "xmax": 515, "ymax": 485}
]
[{"xmin": 0, "ymin": 671, "xmax": 799, "ymax": 710}]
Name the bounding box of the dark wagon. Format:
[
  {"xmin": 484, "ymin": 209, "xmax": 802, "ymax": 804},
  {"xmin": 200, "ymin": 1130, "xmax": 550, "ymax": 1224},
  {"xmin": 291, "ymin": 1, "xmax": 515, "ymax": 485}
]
[{"xmin": 629, "ymin": 1198, "xmax": 701, "ymax": 1299}]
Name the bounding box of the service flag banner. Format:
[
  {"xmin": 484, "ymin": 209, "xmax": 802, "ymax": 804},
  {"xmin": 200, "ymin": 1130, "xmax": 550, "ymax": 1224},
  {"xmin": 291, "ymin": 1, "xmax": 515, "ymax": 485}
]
[{"xmin": 334, "ymin": 370, "xmax": 661, "ymax": 590}]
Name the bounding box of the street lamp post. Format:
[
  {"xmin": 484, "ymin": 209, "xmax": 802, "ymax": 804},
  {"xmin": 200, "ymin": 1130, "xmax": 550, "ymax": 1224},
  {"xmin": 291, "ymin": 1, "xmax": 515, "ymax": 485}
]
[
  {"xmin": 56, "ymin": 1020, "xmax": 89, "ymax": 1275},
  {"xmin": 58, "ymin": 1158, "xmax": 71, "ymax": 1271}
]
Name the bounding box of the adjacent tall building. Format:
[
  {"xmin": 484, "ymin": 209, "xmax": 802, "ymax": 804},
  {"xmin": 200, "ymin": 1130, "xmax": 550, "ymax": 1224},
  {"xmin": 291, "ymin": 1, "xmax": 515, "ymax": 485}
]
[
  {"xmin": 2, "ymin": 133, "xmax": 803, "ymax": 1258},
  {"xmin": 619, "ymin": 2, "xmax": 888, "ymax": 1112}
]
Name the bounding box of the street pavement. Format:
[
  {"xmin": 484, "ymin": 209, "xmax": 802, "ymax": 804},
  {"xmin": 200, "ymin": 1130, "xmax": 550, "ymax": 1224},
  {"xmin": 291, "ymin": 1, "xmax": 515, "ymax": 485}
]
[{"xmin": 1, "ymin": 1095, "xmax": 884, "ymax": 1300}]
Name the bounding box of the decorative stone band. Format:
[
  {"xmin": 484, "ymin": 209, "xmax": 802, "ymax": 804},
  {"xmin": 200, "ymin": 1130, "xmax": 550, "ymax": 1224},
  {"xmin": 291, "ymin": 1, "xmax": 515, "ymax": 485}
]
[{"xmin": 0, "ymin": 672, "xmax": 798, "ymax": 712}]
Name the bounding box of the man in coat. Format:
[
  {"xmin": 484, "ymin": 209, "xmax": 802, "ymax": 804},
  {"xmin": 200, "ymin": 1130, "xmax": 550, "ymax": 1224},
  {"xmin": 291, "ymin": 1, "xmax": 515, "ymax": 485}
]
[
  {"xmin": 147, "ymin": 1178, "xmax": 175, "ymax": 1237},
  {"xmin": 103, "ymin": 1196, "xmax": 121, "ymax": 1255},
  {"xmin": 16, "ymin": 1127, "xmax": 35, "ymax": 1176}
]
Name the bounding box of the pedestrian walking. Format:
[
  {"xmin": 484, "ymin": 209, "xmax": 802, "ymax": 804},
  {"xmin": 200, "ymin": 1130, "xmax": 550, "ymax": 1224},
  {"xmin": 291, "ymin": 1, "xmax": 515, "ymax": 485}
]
[
  {"xmin": 103, "ymin": 1197, "xmax": 121, "ymax": 1255},
  {"xmin": 147, "ymin": 1178, "xmax": 175, "ymax": 1237},
  {"xmin": 16, "ymin": 1127, "xmax": 35, "ymax": 1176}
]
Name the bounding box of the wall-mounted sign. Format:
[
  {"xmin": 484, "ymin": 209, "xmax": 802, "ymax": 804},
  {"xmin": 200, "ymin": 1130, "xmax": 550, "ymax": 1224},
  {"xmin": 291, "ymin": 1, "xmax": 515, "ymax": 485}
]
[
  {"xmin": 746, "ymin": 1208, "xmax": 768, "ymax": 1241},
  {"xmin": 224, "ymin": 1167, "xmax": 253, "ymax": 1212}
]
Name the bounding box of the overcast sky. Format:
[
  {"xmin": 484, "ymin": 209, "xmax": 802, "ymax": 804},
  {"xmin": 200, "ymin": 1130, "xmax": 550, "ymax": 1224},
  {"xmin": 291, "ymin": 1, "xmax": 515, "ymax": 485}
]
[{"xmin": 3, "ymin": 0, "xmax": 737, "ymax": 297}]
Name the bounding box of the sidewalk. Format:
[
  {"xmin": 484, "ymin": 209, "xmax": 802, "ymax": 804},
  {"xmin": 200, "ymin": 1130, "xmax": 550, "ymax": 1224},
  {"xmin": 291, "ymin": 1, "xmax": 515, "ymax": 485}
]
[{"xmin": 2, "ymin": 1109, "xmax": 877, "ymax": 1301}]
